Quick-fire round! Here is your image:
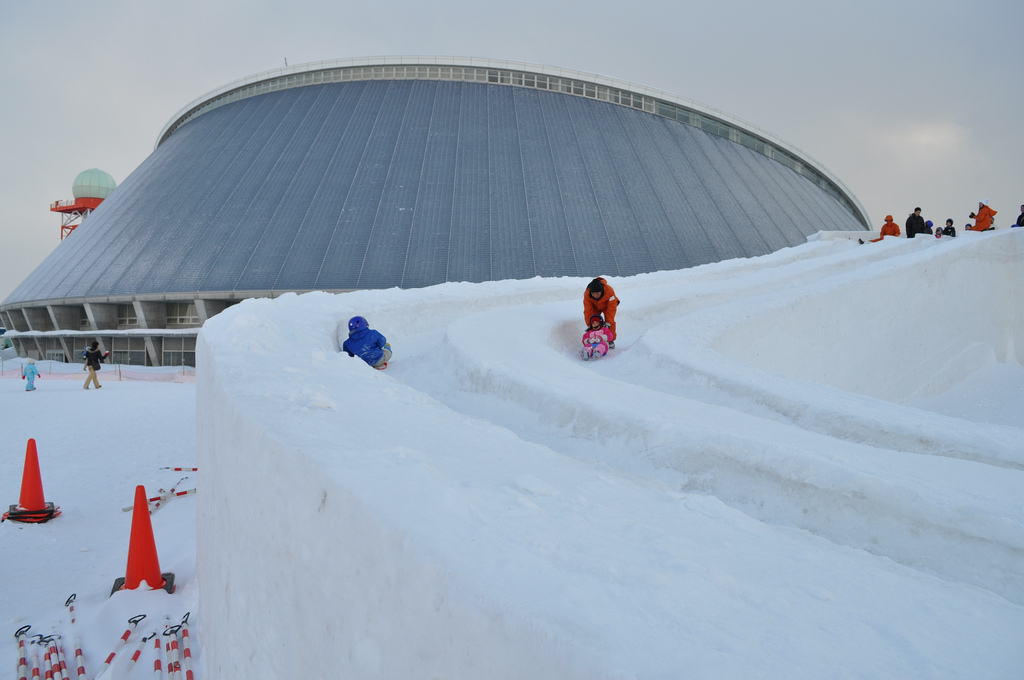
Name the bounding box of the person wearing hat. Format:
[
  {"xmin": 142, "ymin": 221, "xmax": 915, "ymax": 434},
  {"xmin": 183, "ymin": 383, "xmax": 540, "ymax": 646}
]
[
  {"xmin": 342, "ymin": 316, "xmax": 392, "ymax": 370},
  {"xmin": 905, "ymin": 207, "xmax": 926, "ymax": 239},
  {"xmin": 968, "ymin": 200, "xmax": 997, "ymax": 231},
  {"xmin": 1013, "ymin": 205, "xmax": 1024, "ymax": 228},
  {"xmin": 583, "ymin": 277, "xmax": 619, "ymax": 345},
  {"xmin": 83, "ymin": 341, "xmax": 108, "ymax": 389},
  {"xmin": 942, "ymin": 219, "xmax": 957, "ymax": 237},
  {"xmin": 21, "ymin": 359, "xmax": 40, "ymax": 392},
  {"xmin": 860, "ymin": 215, "xmax": 901, "ymax": 243},
  {"xmin": 579, "ymin": 313, "xmax": 615, "ymax": 361}
]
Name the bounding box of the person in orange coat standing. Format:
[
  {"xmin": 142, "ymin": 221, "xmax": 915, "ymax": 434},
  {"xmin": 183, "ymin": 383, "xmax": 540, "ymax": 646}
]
[
  {"xmin": 584, "ymin": 277, "xmax": 619, "ymax": 346},
  {"xmin": 968, "ymin": 200, "xmax": 997, "ymax": 231},
  {"xmin": 860, "ymin": 215, "xmax": 901, "ymax": 243}
]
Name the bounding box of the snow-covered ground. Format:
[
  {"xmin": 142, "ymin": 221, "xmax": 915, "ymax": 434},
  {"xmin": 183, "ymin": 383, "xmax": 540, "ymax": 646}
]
[{"xmin": 4, "ymin": 229, "xmax": 1024, "ymax": 678}]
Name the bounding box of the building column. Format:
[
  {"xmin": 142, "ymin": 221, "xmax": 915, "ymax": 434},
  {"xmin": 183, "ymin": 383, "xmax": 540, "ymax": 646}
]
[
  {"xmin": 20, "ymin": 308, "xmax": 49, "ymax": 359},
  {"xmin": 195, "ymin": 299, "xmax": 230, "ymax": 324},
  {"xmin": 133, "ymin": 301, "xmax": 166, "ymax": 366},
  {"xmin": 48, "ymin": 305, "xmax": 85, "ymax": 362}
]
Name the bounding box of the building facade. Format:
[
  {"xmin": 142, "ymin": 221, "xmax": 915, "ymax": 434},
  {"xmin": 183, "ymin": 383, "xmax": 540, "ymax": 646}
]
[{"xmin": 1, "ymin": 57, "xmax": 869, "ymax": 364}]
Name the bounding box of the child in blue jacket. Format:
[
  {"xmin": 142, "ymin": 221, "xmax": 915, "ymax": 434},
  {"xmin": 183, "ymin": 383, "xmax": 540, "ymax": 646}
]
[
  {"xmin": 22, "ymin": 359, "xmax": 40, "ymax": 391},
  {"xmin": 342, "ymin": 316, "xmax": 392, "ymax": 370}
]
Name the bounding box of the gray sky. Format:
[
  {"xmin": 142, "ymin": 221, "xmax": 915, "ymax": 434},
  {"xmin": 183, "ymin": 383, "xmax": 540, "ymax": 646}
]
[{"xmin": 2, "ymin": 0, "xmax": 1021, "ymax": 301}]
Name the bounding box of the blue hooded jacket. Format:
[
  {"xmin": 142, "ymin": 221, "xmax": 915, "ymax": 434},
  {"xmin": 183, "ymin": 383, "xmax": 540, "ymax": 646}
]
[{"xmin": 343, "ymin": 327, "xmax": 388, "ymax": 366}]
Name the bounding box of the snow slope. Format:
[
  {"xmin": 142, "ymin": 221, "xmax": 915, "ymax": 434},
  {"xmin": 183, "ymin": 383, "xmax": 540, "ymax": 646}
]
[{"xmin": 194, "ymin": 229, "xmax": 1024, "ymax": 678}]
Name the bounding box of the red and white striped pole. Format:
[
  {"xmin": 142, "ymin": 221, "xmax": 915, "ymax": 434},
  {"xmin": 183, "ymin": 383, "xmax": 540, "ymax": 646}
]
[
  {"xmin": 40, "ymin": 636, "xmax": 60, "ymax": 680},
  {"xmin": 70, "ymin": 639, "xmax": 86, "ymax": 680},
  {"xmin": 159, "ymin": 467, "xmax": 198, "ymax": 472},
  {"xmin": 124, "ymin": 633, "xmax": 155, "ymax": 677},
  {"xmin": 164, "ymin": 625, "xmax": 183, "ymax": 680},
  {"xmin": 179, "ymin": 614, "xmax": 195, "ymax": 680},
  {"xmin": 164, "ymin": 636, "xmax": 177, "ymax": 680},
  {"xmin": 98, "ymin": 614, "xmax": 146, "ymax": 676},
  {"xmin": 29, "ymin": 642, "xmax": 40, "ymax": 680},
  {"xmin": 15, "ymin": 625, "xmax": 31, "ymax": 680},
  {"xmin": 65, "ymin": 595, "xmax": 87, "ymax": 680},
  {"xmin": 151, "ymin": 633, "xmax": 163, "ymax": 680},
  {"xmin": 121, "ymin": 488, "xmax": 196, "ymax": 513},
  {"xmin": 55, "ymin": 638, "xmax": 70, "ymax": 680}
]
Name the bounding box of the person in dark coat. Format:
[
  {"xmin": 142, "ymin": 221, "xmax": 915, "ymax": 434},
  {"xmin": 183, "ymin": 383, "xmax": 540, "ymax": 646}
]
[
  {"xmin": 342, "ymin": 316, "xmax": 392, "ymax": 370},
  {"xmin": 905, "ymin": 207, "xmax": 925, "ymax": 239},
  {"xmin": 83, "ymin": 341, "xmax": 108, "ymax": 389}
]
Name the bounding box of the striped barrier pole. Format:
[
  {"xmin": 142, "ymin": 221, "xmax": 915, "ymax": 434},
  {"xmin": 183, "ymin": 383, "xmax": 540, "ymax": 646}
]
[
  {"xmin": 64, "ymin": 595, "xmax": 76, "ymax": 625},
  {"xmin": 164, "ymin": 625, "xmax": 182, "ymax": 680},
  {"xmin": 35, "ymin": 636, "xmax": 57, "ymax": 680},
  {"xmin": 65, "ymin": 595, "xmax": 87, "ymax": 680},
  {"xmin": 121, "ymin": 488, "xmax": 196, "ymax": 513},
  {"xmin": 152, "ymin": 633, "xmax": 163, "ymax": 680},
  {"xmin": 38, "ymin": 636, "xmax": 59, "ymax": 680},
  {"xmin": 70, "ymin": 638, "xmax": 86, "ymax": 680},
  {"xmin": 98, "ymin": 614, "xmax": 145, "ymax": 676},
  {"xmin": 29, "ymin": 642, "xmax": 40, "ymax": 680},
  {"xmin": 55, "ymin": 638, "xmax": 71, "ymax": 680},
  {"xmin": 124, "ymin": 633, "xmax": 155, "ymax": 677},
  {"xmin": 159, "ymin": 468, "xmax": 198, "ymax": 472},
  {"xmin": 179, "ymin": 613, "xmax": 195, "ymax": 680},
  {"xmin": 164, "ymin": 636, "xmax": 176, "ymax": 680},
  {"xmin": 15, "ymin": 625, "xmax": 31, "ymax": 680}
]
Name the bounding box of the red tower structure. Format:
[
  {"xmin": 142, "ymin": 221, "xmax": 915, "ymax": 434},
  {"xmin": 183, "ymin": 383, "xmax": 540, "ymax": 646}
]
[
  {"xmin": 51, "ymin": 196, "xmax": 104, "ymax": 240},
  {"xmin": 51, "ymin": 168, "xmax": 116, "ymax": 240}
]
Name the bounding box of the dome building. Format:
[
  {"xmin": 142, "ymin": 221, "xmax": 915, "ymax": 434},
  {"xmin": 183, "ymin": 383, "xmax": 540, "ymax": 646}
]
[{"xmin": 1, "ymin": 57, "xmax": 868, "ymax": 365}]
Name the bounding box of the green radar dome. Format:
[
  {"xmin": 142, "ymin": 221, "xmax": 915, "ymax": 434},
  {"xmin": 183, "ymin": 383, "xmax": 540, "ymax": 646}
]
[{"xmin": 72, "ymin": 168, "xmax": 117, "ymax": 200}]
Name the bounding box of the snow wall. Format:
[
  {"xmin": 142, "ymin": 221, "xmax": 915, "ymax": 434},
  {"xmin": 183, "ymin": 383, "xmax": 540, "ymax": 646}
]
[
  {"xmin": 195, "ymin": 230, "xmax": 1024, "ymax": 678},
  {"xmin": 711, "ymin": 231, "xmax": 1024, "ymax": 402}
]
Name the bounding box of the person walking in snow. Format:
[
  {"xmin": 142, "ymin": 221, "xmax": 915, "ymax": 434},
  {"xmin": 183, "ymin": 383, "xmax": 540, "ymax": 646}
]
[
  {"xmin": 584, "ymin": 277, "xmax": 619, "ymax": 346},
  {"xmin": 905, "ymin": 207, "xmax": 926, "ymax": 239},
  {"xmin": 342, "ymin": 316, "xmax": 392, "ymax": 370},
  {"xmin": 83, "ymin": 341, "xmax": 107, "ymax": 389},
  {"xmin": 860, "ymin": 215, "xmax": 901, "ymax": 243},
  {"xmin": 21, "ymin": 359, "xmax": 40, "ymax": 391},
  {"xmin": 580, "ymin": 314, "xmax": 615, "ymax": 361},
  {"xmin": 968, "ymin": 200, "xmax": 997, "ymax": 231}
]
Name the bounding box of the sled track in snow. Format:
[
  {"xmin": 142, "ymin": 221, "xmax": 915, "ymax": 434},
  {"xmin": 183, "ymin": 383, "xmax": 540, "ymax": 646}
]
[{"xmin": 398, "ymin": 231, "xmax": 1024, "ymax": 605}]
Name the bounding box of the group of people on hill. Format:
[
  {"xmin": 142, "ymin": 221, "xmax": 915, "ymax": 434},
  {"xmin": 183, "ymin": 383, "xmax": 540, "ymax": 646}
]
[
  {"xmin": 861, "ymin": 200, "xmax": 1022, "ymax": 244},
  {"xmin": 342, "ymin": 277, "xmax": 622, "ymax": 370}
]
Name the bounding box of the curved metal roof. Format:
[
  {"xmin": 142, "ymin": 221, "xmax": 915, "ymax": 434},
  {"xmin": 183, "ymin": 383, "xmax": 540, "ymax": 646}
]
[{"xmin": 3, "ymin": 59, "xmax": 868, "ymax": 309}]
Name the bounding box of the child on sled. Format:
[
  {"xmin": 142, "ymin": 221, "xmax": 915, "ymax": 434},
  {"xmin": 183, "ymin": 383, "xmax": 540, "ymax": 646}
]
[{"xmin": 580, "ymin": 314, "xmax": 615, "ymax": 361}]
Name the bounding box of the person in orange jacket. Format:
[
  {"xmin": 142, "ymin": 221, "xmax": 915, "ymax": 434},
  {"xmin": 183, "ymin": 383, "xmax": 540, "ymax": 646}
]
[
  {"xmin": 968, "ymin": 200, "xmax": 997, "ymax": 231},
  {"xmin": 860, "ymin": 215, "xmax": 900, "ymax": 243},
  {"xmin": 584, "ymin": 277, "xmax": 619, "ymax": 344}
]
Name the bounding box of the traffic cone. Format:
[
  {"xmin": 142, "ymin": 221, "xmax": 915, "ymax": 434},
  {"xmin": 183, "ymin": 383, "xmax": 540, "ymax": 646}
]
[
  {"xmin": 111, "ymin": 485, "xmax": 174, "ymax": 595},
  {"xmin": 2, "ymin": 439, "xmax": 59, "ymax": 523}
]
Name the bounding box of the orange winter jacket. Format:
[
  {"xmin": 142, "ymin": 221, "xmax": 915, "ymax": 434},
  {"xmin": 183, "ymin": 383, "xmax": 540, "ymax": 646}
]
[
  {"xmin": 870, "ymin": 216, "xmax": 901, "ymax": 242},
  {"xmin": 969, "ymin": 205, "xmax": 997, "ymax": 231},
  {"xmin": 584, "ymin": 277, "xmax": 619, "ymax": 335}
]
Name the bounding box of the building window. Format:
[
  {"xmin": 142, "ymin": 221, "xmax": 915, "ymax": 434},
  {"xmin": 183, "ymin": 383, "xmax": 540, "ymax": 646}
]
[
  {"xmin": 117, "ymin": 304, "xmax": 138, "ymax": 328},
  {"xmin": 162, "ymin": 336, "xmax": 196, "ymax": 367},
  {"xmin": 167, "ymin": 302, "xmax": 200, "ymax": 326}
]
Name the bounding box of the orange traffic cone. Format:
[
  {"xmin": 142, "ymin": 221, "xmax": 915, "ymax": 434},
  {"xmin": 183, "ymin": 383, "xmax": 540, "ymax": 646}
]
[
  {"xmin": 2, "ymin": 439, "xmax": 59, "ymax": 523},
  {"xmin": 111, "ymin": 485, "xmax": 174, "ymax": 595}
]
